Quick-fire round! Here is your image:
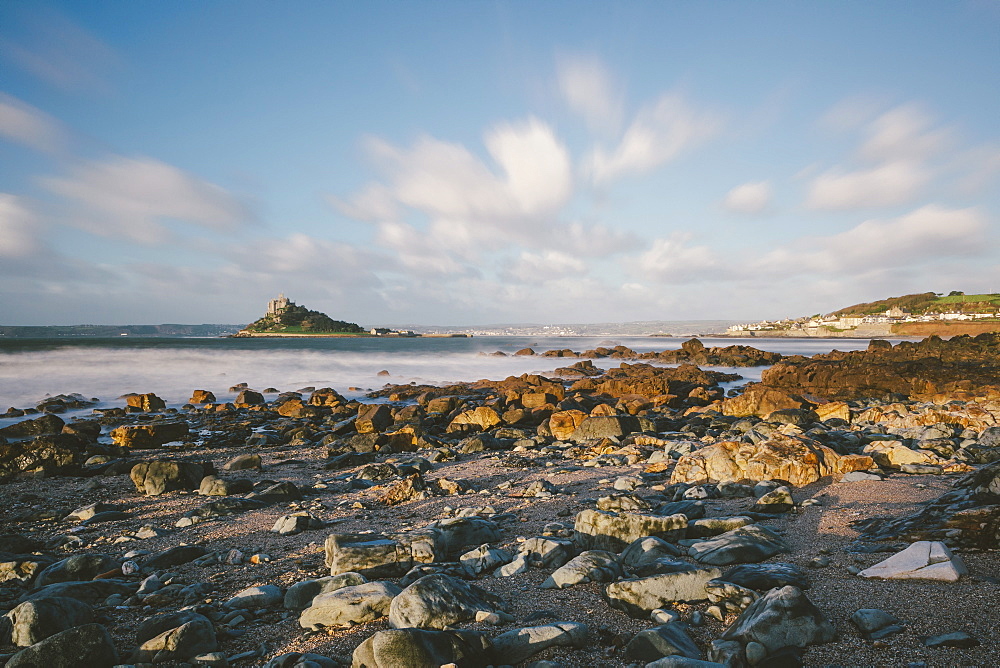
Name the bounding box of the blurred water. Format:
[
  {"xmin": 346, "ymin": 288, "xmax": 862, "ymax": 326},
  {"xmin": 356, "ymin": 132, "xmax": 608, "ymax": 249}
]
[{"xmin": 0, "ymin": 335, "xmax": 889, "ymax": 418}]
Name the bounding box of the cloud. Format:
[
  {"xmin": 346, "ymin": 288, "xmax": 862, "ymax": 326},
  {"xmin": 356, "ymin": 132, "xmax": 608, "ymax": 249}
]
[
  {"xmin": 0, "ymin": 194, "xmax": 42, "ymax": 259},
  {"xmin": 0, "ymin": 94, "xmax": 68, "ymax": 153},
  {"xmin": 556, "ymin": 54, "xmax": 624, "ymax": 133},
  {"xmin": 1, "ymin": 6, "xmax": 120, "ymax": 93},
  {"xmin": 42, "ymin": 156, "xmax": 252, "ymax": 244},
  {"xmin": 858, "ymin": 104, "xmax": 952, "ymax": 163},
  {"xmin": 500, "ymin": 250, "xmax": 587, "ymax": 283},
  {"xmin": 585, "ymin": 93, "xmax": 721, "ymax": 184},
  {"xmin": 633, "ymin": 233, "xmax": 719, "ymax": 283},
  {"xmin": 722, "ymin": 181, "xmax": 772, "ymax": 214},
  {"xmin": 758, "ymin": 205, "xmax": 988, "ymax": 275},
  {"xmin": 805, "ymin": 161, "xmax": 930, "ymax": 210}
]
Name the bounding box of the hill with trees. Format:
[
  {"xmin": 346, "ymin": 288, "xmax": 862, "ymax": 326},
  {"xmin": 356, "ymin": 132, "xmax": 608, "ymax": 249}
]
[
  {"xmin": 833, "ymin": 292, "xmax": 1000, "ymax": 317},
  {"xmin": 242, "ymin": 299, "xmax": 365, "ymax": 335}
]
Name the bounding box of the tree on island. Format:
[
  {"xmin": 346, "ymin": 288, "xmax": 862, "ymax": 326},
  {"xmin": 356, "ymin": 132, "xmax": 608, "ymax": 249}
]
[{"xmin": 244, "ymin": 298, "xmax": 364, "ymax": 333}]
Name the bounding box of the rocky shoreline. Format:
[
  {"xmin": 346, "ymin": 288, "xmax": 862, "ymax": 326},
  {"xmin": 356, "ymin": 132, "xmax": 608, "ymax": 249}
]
[{"xmin": 0, "ymin": 335, "xmax": 999, "ymax": 667}]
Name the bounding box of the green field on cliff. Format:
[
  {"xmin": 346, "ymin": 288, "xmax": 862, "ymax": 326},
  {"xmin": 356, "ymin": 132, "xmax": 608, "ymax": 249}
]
[{"xmin": 834, "ymin": 292, "xmax": 1000, "ymax": 316}]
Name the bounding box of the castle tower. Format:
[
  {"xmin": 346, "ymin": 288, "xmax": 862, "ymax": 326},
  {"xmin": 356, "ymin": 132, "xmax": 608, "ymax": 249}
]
[{"xmin": 268, "ymin": 293, "xmax": 290, "ymax": 315}]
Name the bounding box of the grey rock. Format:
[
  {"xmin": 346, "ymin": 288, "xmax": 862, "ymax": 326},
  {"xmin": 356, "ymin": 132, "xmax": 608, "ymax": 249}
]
[
  {"xmin": 284, "ymin": 573, "xmax": 368, "ymax": 610},
  {"xmin": 299, "ymin": 581, "xmax": 401, "ymax": 629},
  {"xmin": 620, "ymin": 536, "xmax": 682, "ymax": 575},
  {"xmin": 247, "ymin": 480, "xmax": 303, "ymax": 503},
  {"xmin": 718, "ymin": 563, "xmax": 810, "ymax": 591},
  {"xmin": 721, "ymin": 585, "xmax": 836, "ymax": 653},
  {"xmin": 198, "ymin": 475, "xmax": 253, "ymax": 496},
  {"xmin": 130, "ymin": 460, "xmax": 214, "ymax": 496},
  {"xmin": 605, "ymin": 567, "xmax": 722, "ymax": 617},
  {"xmin": 387, "ymin": 574, "xmax": 507, "ymax": 629},
  {"xmin": 325, "ymin": 530, "xmax": 443, "ymax": 578},
  {"xmin": 688, "ymin": 525, "xmax": 789, "ymax": 566},
  {"xmin": 490, "ymin": 622, "xmax": 588, "ymax": 664},
  {"xmin": 225, "ymin": 584, "xmax": 284, "ymax": 609},
  {"xmin": 272, "ymin": 513, "xmax": 324, "ymax": 536},
  {"xmin": 570, "ymin": 415, "xmax": 653, "ymax": 442},
  {"xmin": 400, "ymin": 562, "xmax": 472, "ymax": 588},
  {"xmin": 519, "ymin": 536, "xmax": 576, "ymax": 568},
  {"xmin": 428, "ymin": 517, "xmax": 501, "ymax": 556},
  {"xmin": 750, "ymin": 486, "xmax": 794, "ymax": 514},
  {"xmin": 841, "ymin": 471, "xmax": 883, "ymax": 482},
  {"xmin": 351, "ymin": 628, "xmax": 491, "ymax": 668},
  {"xmin": 645, "ymin": 658, "xmax": 726, "ymax": 668},
  {"xmin": 264, "ymin": 652, "xmax": 341, "ymax": 668},
  {"xmin": 624, "ymin": 622, "xmax": 700, "ymax": 662},
  {"xmin": 922, "ymin": 631, "xmax": 979, "ymax": 648},
  {"xmin": 143, "ymin": 544, "xmax": 207, "ymax": 571},
  {"xmin": 135, "ymin": 610, "xmax": 211, "ymax": 646},
  {"xmin": 459, "ymin": 544, "xmax": 513, "ymax": 576},
  {"xmin": 20, "ymin": 579, "xmax": 136, "ymax": 604},
  {"xmin": 34, "ymin": 553, "xmax": 119, "ymax": 587},
  {"xmin": 850, "ymin": 608, "xmax": 905, "ymax": 640},
  {"xmin": 188, "ymin": 497, "xmax": 268, "ymax": 519},
  {"xmin": 542, "ymin": 550, "xmax": 621, "ymax": 589},
  {"xmin": 129, "ymin": 616, "xmax": 218, "ymax": 664},
  {"xmin": 5, "ymin": 623, "xmax": 118, "ymax": 668},
  {"xmin": 5, "ymin": 597, "xmax": 94, "ymax": 646},
  {"xmin": 574, "ymin": 509, "xmax": 688, "ymax": 552},
  {"xmin": 223, "ymin": 453, "xmax": 262, "ymax": 470},
  {"xmin": 687, "ymin": 516, "xmax": 754, "ymax": 539}
]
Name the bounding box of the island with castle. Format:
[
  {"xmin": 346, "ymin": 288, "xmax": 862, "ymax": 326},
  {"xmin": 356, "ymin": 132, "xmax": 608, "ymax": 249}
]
[{"xmin": 233, "ymin": 295, "xmax": 433, "ymax": 337}]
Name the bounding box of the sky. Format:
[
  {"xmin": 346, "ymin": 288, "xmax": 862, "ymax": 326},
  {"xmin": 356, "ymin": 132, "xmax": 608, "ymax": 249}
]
[{"xmin": 0, "ymin": 1, "xmax": 998, "ymax": 327}]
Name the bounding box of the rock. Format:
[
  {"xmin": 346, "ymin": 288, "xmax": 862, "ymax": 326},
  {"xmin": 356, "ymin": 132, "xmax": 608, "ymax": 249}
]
[
  {"xmin": 356, "ymin": 403, "xmax": 393, "ymax": 434},
  {"xmin": 569, "ymin": 415, "xmax": 652, "ymax": 442},
  {"xmin": 129, "ymin": 616, "xmax": 218, "ymax": 664},
  {"xmin": 198, "ymin": 475, "xmax": 253, "ymax": 496},
  {"xmin": 721, "ymin": 585, "xmax": 836, "ymax": 654},
  {"xmin": 541, "ymin": 550, "xmax": 621, "ymax": 589},
  {"xmin": 922, "ymin": 631, "xmax": 979, "ymax": 648},
  {"xmin": 459, "ymin": 544, "xmax": 513, "ymax": 577},
  {"xmin": 299, "ymin": 581, "xmax": 401, "ymax": 629},
  {"xmin": 496, "ymin": 554, "xmax": 529, "ymax": 577},
  {"xmin": 858, "ymin": 541, "xmax": 967, "ymax": 582},
  {"xmin": 0, "ymin": 554, "xmax": 53, "ymax": 584},
  {"xmin": 670, "ymin": 434, "xmax": 874, "ymax": 487},
  {"xmin": 687, "ymin": 516, "xmax": 755, "ymax": 538},
  {"xmin": 143, "ymin": 545, "xmax": 208, "ymax": 570},
  {"xmin": 0, "ymin": 434, "xmax": 88, "ymax": 479},
  {"xmin": 719, "ymin": 384, "xmax": 813, "ymax": 418},
  {"xmin": 325, "ymin": 530, "xmax": 442, "ymax": 578},
  {"xmin": 187, "ymin": 497, "xmax": 268, "ymax": 520},
  {"xmin": 717, "ymin": 563, "xmax": 810, "ymax": 591},
  {"xmin": 111, "ymin": 422, "xmax": 189, "ymax": 448},
  {"xmin": 247, "ymin": 480, "xmax": 303, "ymax": 503},
  {"xmin": 620, "ymin": 536, "xmax": 682, "ymax": 575},
  {"xmin": 387, "ymin": 574, "xmax": 507, "ymax": 629},
  {"xmin": 351, "ymin": 628, "xmax": 491, "ymax": 668},
  {"xmin": 272, "ymin": 513, "xmax": 324, "ymax": 536},
  {"xmin": 34, "ymin": 554, "xmax": 119, "ymax": 587},
  {"xmin": 841, "ymin": 471, "xmax": 883, "ymax": 482},
  {"xmin": 490, "ymin": 622, "xmax": 588, "ymax": 664},
  {"xmin": 850, "ymin": 609, "xmax": 905, "ymax": 640},
  {"xmin": 0, "ymin": 414, "xmax": 65, "ymax": 439},
  {"xmin": 225, "ymin": 584, "xmax": 284, "ymax": 609},
  {"xmin": 224, "ymin": 453, "xmax": 262, "ymax": 470},
  {"xmin": 131, "ymin": 460, "xmax": 214, "ymax": 495},
  {"xmin": 519, "ymin": 536, "xmax": 576, "ymax": 568},
  {"xmin": 624, "ymin": 622, "xmax": 701, "ymax": 662},
  {"xmin": 688, "ymin": 525, "xmax": 790, "ymax": 566},
  {"xmin": 377, "ymin": 474, "xmax": 426, "ymax": 505},
  {"xmin": 574, "ymin": 509, "xmax": 688, "ymax": 552},
  {"xmin": 284, "ymin": 572, "xmax": 368, "ymax": 610},
  {"xmin": 447, "ymin": 407, "xmax": 501, "ymax": 433},
  {"xmin": 134, "ymin": 610, "xmax": 209, "ymax": 645},
  {"xmin": 235, "ymin": 390, "xmax": 265, "ymax": 405},
  {"xmin": 645, "ymin": 658, "xmax": 727, "ymax": 668},
  {"xmin": 19, "ymin": 579, "xmax": 136, "ymax": 605},
  {"xmin": 863, "ymin": 440, "xmax": 942, "ymax": 469},
  {"xmin": 125, "ymin": 393, "xmax": 166, "ymax": 411},
  {"xmin": 605, "ymin": 567, "xmax": 722, "ymax": 617},
  {"xmin": 751, "ymin": 486, "xmax": 794, "ymax": 514},
  {"xmin": 5, "ymin": 623, "xmax": 118, "ymax": 668},
  {"xmin": 549, "ymin": 410, "xmax": 588, "ymax": 440},
  {"xmin": 188, "ymin": 390, "xmax": 216, "ymax": 404},
  {"xmin": 5, "ymin": 597, "xmax": 94, "ymax": 646},
  {"xmin": 264, "ymin": 652, "xmax": 341, "ymax": 668}
]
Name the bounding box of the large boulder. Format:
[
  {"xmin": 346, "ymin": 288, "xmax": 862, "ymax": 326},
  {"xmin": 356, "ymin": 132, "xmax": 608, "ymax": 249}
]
[
  {"xmin": 5, "ymin": 623, "xmax": 118, "ymax": 668},
  {"xmin": 284, "ymin": 573, "xmax": 368, "ymax": 610},
  {"xmin": 325, "ymin": 530, "xmax": 443, "ymax": 578},
  {"xmin": 490, "ymin": 622, "xmax": 588, "ymax": 664},
  {"xmin": 542, "ymin": 550, "xmax": 621, "ymax": 589},
  {"xmin": 605, "ymin": 568, "xmax": 722, "ymax": 617},
  {"xmin": 299, "ymin": 581, "xmax": 401, "ymax": 629},
  {"xmin": 858, "ymin": 541, "xmax": 967, "ymax": 582},
  {"xmin": 351, "ymin": 628, "xmax": 491, "ymax": 668},
  {"xmin": 111, "ymin": 422, "xmax": 189, "ymax": 449},
  {"xmin": 125, "ymin": 393, "xmax": 166, "ymax": 412},
  {"xmin": 447, "ymin": 407, "xmax": 501, "ymax": 433},
  {"xmin": 356, "ymin": 404, "xmax": 393, "ymax": 434},
  {"xmin": 721, "ymin": 585, "xmax": 836, "ymax": 655},
  {"xmin": 5, "ymin": 597, "xmax": 94, "ymax": 646},
  {"xmin": 670, "ymin": 434, "xmax": 873, "ymax": 486},
  {"xmin": 688, "ymin": 525, "xmax": 789, "ymax": 566},
  {"xmin": 0, "ymin": 414, "xmax": 65, "ymax": 440},
  {"xmin": 574, "ymin": 509, "xmax": 688, "ymax": 552},
  {"xmin": 128, "ymin": 615, "xmax": 218, "ymax": 664},
  {"xmin": 569, "ymin": 415, "xmax": 654, "ymax": 442},
  {"xmin": 719, "ymin": 384, "xmax": 813, "ymax": 418},
  {"xmin": 34, "ymin": 554, "xmax": 119, "ymax": 587},
  {"xmin": 387, "ymin": 574, "xmax": 507, "ymax": 630},
  {"xmin": 0, "ymin": 434, "xmax": 88, "ymax": 479},
  {"xmin": 624, "ymin": 623, "xmax": 701, "ymax": 663},
  {"xmin": 130, "ymin": 460, "xmax": 214, "ymax": 495}
]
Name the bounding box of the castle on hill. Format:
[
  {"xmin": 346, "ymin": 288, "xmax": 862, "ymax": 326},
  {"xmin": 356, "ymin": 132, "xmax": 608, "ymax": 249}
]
[{"xmin": 267, "ymin": 293, "xmax": 291, "ymax": 315}]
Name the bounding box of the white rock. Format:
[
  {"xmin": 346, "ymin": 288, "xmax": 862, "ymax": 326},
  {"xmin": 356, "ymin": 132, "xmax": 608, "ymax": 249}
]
[{"xmin": 858, "ymin": 541, "xmax": 967, "ymax": 582}]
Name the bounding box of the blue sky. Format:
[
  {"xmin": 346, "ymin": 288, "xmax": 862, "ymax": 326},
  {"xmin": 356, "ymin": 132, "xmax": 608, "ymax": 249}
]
[{"xmin": 1, "ymin": 1, "xmax": 997, "ymax": 326}]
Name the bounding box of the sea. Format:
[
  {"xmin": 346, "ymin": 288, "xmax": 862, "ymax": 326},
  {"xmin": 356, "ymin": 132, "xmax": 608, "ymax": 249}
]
[{"xmin": 0, "ymin": 335, "xmax": 895, "ymax": 425}]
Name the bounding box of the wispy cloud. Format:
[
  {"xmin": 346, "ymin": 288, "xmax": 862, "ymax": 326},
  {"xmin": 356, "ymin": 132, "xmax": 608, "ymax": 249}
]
[
  {"xmin": 556, "ymin": 53, "xmax": 624, "ymax": 133},
  {"xmin": 0, "ymin": 94, "xmax": 68, "ymax": 154},
  {"xmin": 0, "ymin": 194, "xmax": 42, "ymax": 259},
  {"xmin": 805, "ymin": 161, "xmax": 931, "ymax": 210},
  {"xmin": 722, "ymin": 180, "xmax": 772, "ymax": 214},
  {"xmin": 42, "ymin": 156, "xmax": 253, "ymax": 244},
  {"xmin": 585, "ymin": 93, "xmax": 721, "ymax": 185}
]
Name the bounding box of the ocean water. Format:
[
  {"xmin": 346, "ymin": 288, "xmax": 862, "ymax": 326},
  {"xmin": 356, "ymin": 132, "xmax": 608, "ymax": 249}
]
[{"xmin": 0, "ymin": 335, "xmax": 886, "ymax": 420}]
